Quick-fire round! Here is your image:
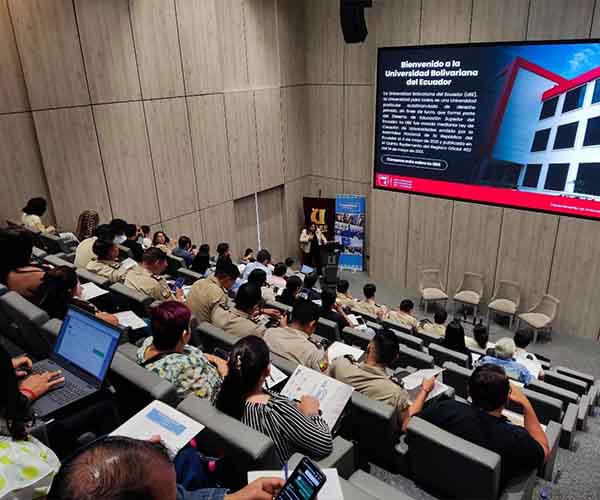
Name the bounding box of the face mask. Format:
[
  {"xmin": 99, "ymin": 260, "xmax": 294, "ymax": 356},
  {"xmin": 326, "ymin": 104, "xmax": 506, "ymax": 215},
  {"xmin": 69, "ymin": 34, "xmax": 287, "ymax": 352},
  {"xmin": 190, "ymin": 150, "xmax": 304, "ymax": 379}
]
[{"xmin": 114, "ymin": 234, "xmax": 126, "ymax": 245}]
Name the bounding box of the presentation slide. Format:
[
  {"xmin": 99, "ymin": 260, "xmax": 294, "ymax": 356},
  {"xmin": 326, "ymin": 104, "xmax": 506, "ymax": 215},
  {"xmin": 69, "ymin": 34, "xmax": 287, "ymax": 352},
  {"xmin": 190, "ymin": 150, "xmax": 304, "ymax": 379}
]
[{"xmin": 374, "ymin": 41, "xmax": 600, "ymax": 219}]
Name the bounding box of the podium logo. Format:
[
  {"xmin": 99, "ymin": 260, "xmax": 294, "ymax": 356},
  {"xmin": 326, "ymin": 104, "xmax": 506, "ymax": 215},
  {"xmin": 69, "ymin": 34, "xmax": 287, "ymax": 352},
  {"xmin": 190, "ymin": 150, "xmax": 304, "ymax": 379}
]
[{"xmin": 310, "ymin": 208, "xmax": 326, "ymax": 225}]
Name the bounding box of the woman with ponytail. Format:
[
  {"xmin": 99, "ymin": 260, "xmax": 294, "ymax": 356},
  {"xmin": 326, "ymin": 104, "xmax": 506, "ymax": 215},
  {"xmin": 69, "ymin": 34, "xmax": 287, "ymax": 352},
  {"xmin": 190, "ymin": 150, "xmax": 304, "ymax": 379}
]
[{"xmin": 215, "ymin": 336, "xmax": 333, "ymax": 464}]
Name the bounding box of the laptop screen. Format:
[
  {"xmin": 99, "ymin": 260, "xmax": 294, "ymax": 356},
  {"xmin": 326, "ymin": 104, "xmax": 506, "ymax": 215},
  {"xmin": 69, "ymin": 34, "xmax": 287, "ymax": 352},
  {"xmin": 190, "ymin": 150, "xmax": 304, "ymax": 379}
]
[{"xmin": 54, "ymin": 308, "xmax": 121, "ymax": 383}]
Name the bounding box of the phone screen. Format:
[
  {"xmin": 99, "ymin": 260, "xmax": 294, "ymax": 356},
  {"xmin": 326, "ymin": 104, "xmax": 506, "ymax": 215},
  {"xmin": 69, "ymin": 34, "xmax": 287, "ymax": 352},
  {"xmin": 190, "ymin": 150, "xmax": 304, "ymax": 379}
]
[
  {"xmin": 174, "ymin": 277, "xmax": 185, "ymax": 289},
  {"xmin": 355, "ymin": 316, "xmax": 365, "ymax": 325},
  {"xmin": 276, "ymin": 458, "xmax": 326, "ymax": 500}
]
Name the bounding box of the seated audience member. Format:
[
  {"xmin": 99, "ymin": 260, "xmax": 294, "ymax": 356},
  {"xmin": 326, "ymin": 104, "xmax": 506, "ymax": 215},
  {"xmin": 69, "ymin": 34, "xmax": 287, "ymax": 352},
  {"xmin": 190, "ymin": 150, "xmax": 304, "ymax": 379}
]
[
  {"xmin": 137, "ymin": 301, "xmax": 226, "ymax": 401},
  {"xmin": 248, "ymin": 268, "xmax": 276, "ymax": 303},
  {"xmin": 465, "ymin": 322, "xmax": 495, "ymax": 351},
  {"xmin": 125, "ymin": 248, "xmax": 183, "ymax": 302},
  {"xmin": 109, "ymin": 218, "xmax": 128, "ymax": 245},
  {"xmin": 336, "ymin": 279, "xmax": 354, "ymax": 308},
  {"xmin": 242, "ymin": 249, "xmax": 272, "ymax": 280},
  {"xmin": 300, "ymin": 272, "xmax": 321, "ymax": 301},
  {"xmin": 442, "ymin": 320, "xmax": 473, "ymax": 368},
  {"xmin": 187, "ymin": 260, "xmax": 240, "ymax": 323},
  {"xmin": 74, "ymin": 224, "xmax": 115, "ymax": 269},
  {"xmin": 47, "ymin": 436, "xmax": 284, "ymax": 500},
  {"xmin": 284, "ymin": 257, "xmax": 296, "ymax": 276},
  {"xmin": 388, "ymin": 299, "xmax": 418, "ymax": 329},
  {"xmin": 241, "ymin": 247, "xmax": 254, "ymax": 264},
  {"xmin": 121, "ymin": 223, "xmax": 144, "ymax": 262},
  {"xmin": 21, "ymin": 197, "xmax": 55, "ymax": 234},
  {"xmin": 319, "ymin": 288, "xmax": 350, "ymax": 332},
  {"xmin": 264, "ymin": 300, "xmax": 328, "ymax": 372},
  {"xmin": 331, "ymin": 329, "xmax": 435, "ymax": 431},
  {"xmin": 215, "ymin": 336, "xmax": 333, "ymax": 464},
  {"xmin": 86, "ymin": 238, "xmax": 128, "ymax": 284},
  {"xmin": 0, "ymin": 228, "xmax": 45, "ymax": 300},
  {"xmin": 36, "ymin": 266, "xmax": 118, "ymax": 324},
  {"xmin": 268, "ymin": 262, "xmax": 287, "ymax": 290},
  {"xmin": 477, "ymin": 338, "xmax": 535, "ymax": 384},
  {"xmin": 172, "ymin": 236, "xmax": 195, "ymax": 267},
  {"xmin": 420, "ymin": 308, "xmax": 448, "ymax": 337},
  {"xmin": 152, "ymin": 230, "xmax": 172, "ymax": 255},
  {"xmin": 139, "ymin": 224, "xmax": 152, "ymax": 249},
  {"xmin": 418, "ymin": 365, "xmax": 549, "ymax": 489},
  {"xmin": 353, "ymin": 283, "xmax": 385, "ymax": 318},
  {"xmin": 211, "ymin": 283, "xmax": 269, "ymax": 338},
  {"xmin": 277, "ymin": 275, "xmax": 302, "ymax": 307},
  {"xmin": 190, "ymin": 243, "xmax": 211, "ymax": 276},
  {"xmin": 216, "ymin": 241, "xmax": 232, "ymax": 264},
  {"xmin": 513, "ymin": 330, "xmax": 544, "ymax": 379}
]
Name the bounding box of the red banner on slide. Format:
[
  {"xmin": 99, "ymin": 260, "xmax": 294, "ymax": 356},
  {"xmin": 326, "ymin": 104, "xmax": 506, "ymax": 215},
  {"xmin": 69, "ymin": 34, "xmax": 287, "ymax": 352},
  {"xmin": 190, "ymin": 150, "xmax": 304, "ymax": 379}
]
[{"xmin": 375, "ymin": 173, "xmax": 600, "ymax": 219}]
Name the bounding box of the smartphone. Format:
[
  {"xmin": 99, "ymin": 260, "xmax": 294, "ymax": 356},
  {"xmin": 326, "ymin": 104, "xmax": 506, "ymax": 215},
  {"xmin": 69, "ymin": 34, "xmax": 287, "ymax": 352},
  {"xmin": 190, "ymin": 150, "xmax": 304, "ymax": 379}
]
[
  {"xmin": 174, "ymin": 277, "xmax": 185, "ymax": 289},
  {"xmin": 276, "ymin": 457, "xmax": 327, "ymax": 500}
]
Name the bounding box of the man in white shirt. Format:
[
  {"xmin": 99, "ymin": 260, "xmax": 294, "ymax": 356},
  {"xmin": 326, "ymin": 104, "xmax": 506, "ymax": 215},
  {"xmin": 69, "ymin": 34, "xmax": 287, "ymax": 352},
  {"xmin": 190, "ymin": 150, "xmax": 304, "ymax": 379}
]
[
  {"xmin": 242, "ymin": 249, "xmax": 272, "ymax": 280},
  {"xmin": 514, "ymin": 329, "xmax": 543, "ymax": 379}
]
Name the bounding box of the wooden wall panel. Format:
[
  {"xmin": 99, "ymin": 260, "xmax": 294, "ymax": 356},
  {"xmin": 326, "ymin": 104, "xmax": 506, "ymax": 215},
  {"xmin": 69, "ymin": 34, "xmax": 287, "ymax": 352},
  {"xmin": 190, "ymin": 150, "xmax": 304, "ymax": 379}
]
[
  {"xmin": 344, "ymin": 85, "xmax": 374, "ymax": 183},
  {"xmin": 0, "ymin": 0, "xmax": 28, "ymax": 113},
  {"xmin": 592, "ymin": 1, "xmax": 600, "ymax": 36},
  {"xmin": 201, "ymin": 201, "xmax": 237, "ymax": 257},
  {"xmin": 93, "ymin": 102, "xmax": 160, "ymax": 224},
  {"xmin": 162, "ymin": 211, "xmax": 204, "ymax": 248},
  {"xmin": 129, "ymin": 0, "xmax": 184, "ymax": 98},
  {"xmin": 144, "ymin": 98, "xmax": 198, "ymax": 221},
  {"xmin": 33, "ymin": 107, "xmax": 111, "ymax": 227},
  {"xmin": 283, "ymin": 177, "xmax": 309, "ymax": 260},
  {"xmin": 420, "ymin": 0, "xmax": 473, "ymax": 44},
  {"xmin": 447, "ymin": 201, "xmax": 503, "ymax": 304},
  {"xmin": 406, "ymin": 196, "xmax": 453, "ymax": 291},
  {"xmin": 527, "ymin": 0, "xmax": 594, "ymax": 40},
  {"xmin": 494, "ymin": 210, "xmax": 558, "ymax": 312},
  {"xmin": 281, "ymin": 86, "xmax": 309, "ymax": 181},
  {"xmin": 304, "ymin": 0, "xmax": 343, "ymax": 84},
  {"xmin": 244, "ymin": 0, "xmax": 280, "ymax": 88},
  {"xmin": 0, "ymin": 113, "xmax": 52, "ymax": 223},
  {"xmin": 225, "ymin": 91, "xmax": 260, "ymax": 199},
  {"xmin": 548, "ymin": 218, "xmax": 600, "ymax": 339},
  {"xmin": 215, "ymin": 0, "xmax": 249, "ymax": 91},
  {"xmin": 9, "ymin": 0, "xmax": 89, "ymax": 109},
  {"xmin": 258, "ymin": 186, "xmax": 285, "ymax": 261},
  {"xmin": 307, "ymin": 86, "xmax": 343, "ymax": 178},
  {"xmin": 75, "ymin": 0, "xmax": 140, "ymax": 103},
  {"xmin": 277, "ymin": 0, "xmax": 306, "ymax": 86},
  {"xmin": 187, "ymin": 94, "xmax": 233, "ymax": 208},
  {"xmin": 255, "ymin": 88, "xmax": 284, "ymax": 191},
  {"xmin": 234, "ymin": 195, "xmax": 259, "ymax": 258},
  {"xmin": 470, "ymin": 0, "xmax": 529, "ymax": 42},
  {"xmin": 375, "ymin": 0, "xmax": 421, "ymax": 47},
  {"xmin": 344, "ymin": 6, "xmax": 376, "ymax": 84},
  {"xmin": 176, "ymin": 0, "xmax": 223, "ymax": 94},
  {"xmin": 308, "ymin": 176, "xmax": 343, "ymax": 200}
]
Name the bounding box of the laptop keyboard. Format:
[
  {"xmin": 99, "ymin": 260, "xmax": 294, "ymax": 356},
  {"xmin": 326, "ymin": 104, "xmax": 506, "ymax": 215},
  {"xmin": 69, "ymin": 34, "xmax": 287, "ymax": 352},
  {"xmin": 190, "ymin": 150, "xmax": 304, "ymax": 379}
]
[{"xmin": 32, "ymin": 366, "xmax": 88, "ymax": 404}]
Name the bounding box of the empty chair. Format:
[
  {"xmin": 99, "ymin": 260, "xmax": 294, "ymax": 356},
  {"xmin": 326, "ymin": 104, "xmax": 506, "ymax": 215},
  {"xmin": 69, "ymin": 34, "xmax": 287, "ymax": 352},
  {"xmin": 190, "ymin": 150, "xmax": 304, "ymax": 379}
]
[
  {"xmin": 487, "ymin": 280, "xmax": 521, "ymax": 329},
  {"xmin": 453, "ymin": 272, "xmax": 484, "ymax": 317},
  {"xmin": 554, "ymin": 366, "xmax": 594, "ymax": 391},
  {"xmin": 393, "ymin": 330, "xmax": 424, "ymax": 352},
  {"xmin": 341, "ymin": 326, "xmax": 374, "ymax": 350},
  {"xmin": 396, "ymin": 344, "xmax": 434, "ymax": 370},
  {"xmin": 316, "ymin": 317, "xmax": 340, "ymax": 342},
  {"xmin": 526, "ymin": 378, "xmax": 579, "ymax": 411},
  {"xmin": 543, "ymin": 371, "xmax": 587, "ymax": 397},
  {"xmin": 517, "ymin": 295, "xmax": 559, "ymax": 343},
  {"xmin": 442, "ymin": 362, "xmax": 472, "ymax": 399},
  {"xmin": 430, "ymin": 343, "xmax": 470, "ymax": 368},
  {"xmin": 419, "ymin": 269, "xmax": 448, "ymax": 312}
]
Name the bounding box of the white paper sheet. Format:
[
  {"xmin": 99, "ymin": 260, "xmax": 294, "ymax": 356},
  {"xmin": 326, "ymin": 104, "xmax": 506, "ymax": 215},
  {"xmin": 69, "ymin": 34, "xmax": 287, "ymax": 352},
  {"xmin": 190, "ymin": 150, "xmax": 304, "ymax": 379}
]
[
  {"xmin": 114, "ymin": 310, "xmax": 147, "ymax": 330},
  {"xmin": 502, "ymin": 408, "xmax": 546, "ymax": 431},
  {"xmin": 120, "ymin": 257, "xmax": 138, "ymax": 271},
  {"xmin": 327, "ymin": 342, "xmax": 364, "ymax": 362},
  {"xmin": 402, "ymin": 368, "xmax": 448, "ymax": 402},
  {"xmin": 247, "ymin": 468, "xmax": 344, "ymax": 500},
  {"xmin": 517, "ymin": 357, "xmax": 543, "ymax": 379},
  {"xmin": 111, "ymin": 400, "xmax": 205, "ymax": 455},
  {"xmin": 264, "ymin": 364, "xmax": 289, "ymax": 390},
  {"xmin": 280, "ymin": 365, "xmax": 353, "ymax": 429},
  {"xmin": 80, "ymin": 282, "xmax": 109, "ymax": 301}
]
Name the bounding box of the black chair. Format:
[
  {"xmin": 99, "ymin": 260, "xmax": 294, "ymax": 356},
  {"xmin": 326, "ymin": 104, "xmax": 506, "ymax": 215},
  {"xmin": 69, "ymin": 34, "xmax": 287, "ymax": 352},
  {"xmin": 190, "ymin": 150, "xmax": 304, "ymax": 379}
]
[{"xmin": 316, "ymin": 317, "xmax": 340, "ymax": 342}]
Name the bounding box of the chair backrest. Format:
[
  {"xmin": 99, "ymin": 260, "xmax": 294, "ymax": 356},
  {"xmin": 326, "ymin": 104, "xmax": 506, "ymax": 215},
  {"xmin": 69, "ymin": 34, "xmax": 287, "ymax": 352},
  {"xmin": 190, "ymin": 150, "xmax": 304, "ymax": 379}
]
[
  {"xmin": 350, "ymin": 308, "xmax": 379, "ymax": 323},
  {"xmin": 412, "ymin": 328, "xmax": 442, "ymax": 347},
  {"xmin": 420, "ymin": 269, "xmax": 443, "ymax": 292},
  {"xmin": 76, "ymin": 268, "xmax": 111, "ymax": 288},
  {"xmin": 381, "ymin": 318, "xmax": 413, "ymax": 334},
  {"xmin": 536, "ymin": 295, "xmax": 559, "ymax": 320},
  {"xmin": 108, "ymin": 283, "xmax": 153, "ymax": 317},
  {"xmin": 429, "ymin": 343, "xmax": 470, "ymax": 368},
  {"xmin": 526, "ymin": 378, "xmax": 579, "ymax": 410},
  {"xmin": 392, "ymin": 330, "xmax": 424, "ymax": 351},
  {"xmin": 406, "ymin": 417, "xmax": 501, "ymax": 500},
  {"xmin": 31, "ymin": 247, "xmax": 47, "ymax": 262},
  {"xmin": 196, "ymin": 321, "xmax": 238, "ymax": 353},
  {"xmin": 117, "ymin": 342, "xmax": 138, "ymax": 361},
  {"xmin": 177, "ymin": 268, "xmax": 203, "ymax": 285},
  {"xmin": 341, "ymin": 326, "xmax": 374, "ymax": 350},
  {"xmin": 177, "ymin": 395, "xmax": 280, "ymax": 490},
  {"xmin": 396, "ymin": 344, "xmax": 434, "ymax": 370},
  {"xmin": 459, "ymin": 272, "xmax": 484, "ymax": 295},
  {"xmin": 442, "ymin": 362, "xmax": 472, "ymax": 399},
  {"xmin": 270, "ymin": 352, "xmax": 298, "ymax": 376},
  {"xmin": 166, "ymin": 254, "xmax": 185, "ymax": 275},
  {"xmin": 494, "ymin": 280, "xmax": 521, "ymax": 307},
  {"xmin": 316, "ymin": 317, "xmax": 340, "ymax": 342},
  {"xmin": 36, "ymin": 233, "xmax": 67, "ymax": 254},
  {"xmin": 544, "ymin": 371, "xmax": 587, "ymax": 397},
  {"xmin": 554, "ymin": 366, "xmax": 594, "ymax": 390},
  {"xmin": 116, "ymin": 244, "xmax": 133, "ymax": 260},
  {"xmin": 43, "ymin": 254, "xmax": 76, "ymax": 269},
  {"xmin": 507, "ymin": 388, "xmax": 563, "ymax": 425},
  {"xmin": 265, "ymin": 300, "xmax": 293, "ymax": 315}
]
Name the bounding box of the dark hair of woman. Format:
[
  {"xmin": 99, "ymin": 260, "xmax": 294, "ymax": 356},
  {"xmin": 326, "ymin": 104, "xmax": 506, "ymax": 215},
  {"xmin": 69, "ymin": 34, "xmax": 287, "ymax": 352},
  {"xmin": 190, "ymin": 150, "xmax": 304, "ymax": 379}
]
[
  {"xmin": 152, "ymin": 231, "xmax": 170, "ymax": 246},
  {"xmin": 442, "ymin": 319, "xmax": 473, "ymax": 368},
  {"xmin": 0, "ymin": 228, "xmax": 35, "ymax": 283},
  {"xmin": 35, "ymin": 266, "xmax": 78, "ymax": 320},
  {"xmin": 22, "ymin": 197, "xmax": 47, "ymax": 216},
  {"xmin": 0, "ymin": 345, "xmax": 31, "ymax": 440},
  {"xmin": 214, "ymin": 336, "xmax": 270, "ymax": 420}
]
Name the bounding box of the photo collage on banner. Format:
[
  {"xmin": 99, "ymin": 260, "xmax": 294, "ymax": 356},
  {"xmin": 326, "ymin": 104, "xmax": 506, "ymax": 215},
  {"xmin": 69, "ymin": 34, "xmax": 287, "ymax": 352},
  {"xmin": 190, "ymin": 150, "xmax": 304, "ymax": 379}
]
[{"xmin": 335, "ymin": 195, "xmax": 366, "ymax": 271}]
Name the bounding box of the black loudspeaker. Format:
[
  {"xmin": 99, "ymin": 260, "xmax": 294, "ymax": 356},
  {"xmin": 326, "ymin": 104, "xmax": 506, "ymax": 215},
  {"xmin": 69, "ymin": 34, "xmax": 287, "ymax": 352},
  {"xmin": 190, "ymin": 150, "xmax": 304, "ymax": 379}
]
[{"xmin": 340, "ymin": 0, "xmax": 372, "ymax": 43}]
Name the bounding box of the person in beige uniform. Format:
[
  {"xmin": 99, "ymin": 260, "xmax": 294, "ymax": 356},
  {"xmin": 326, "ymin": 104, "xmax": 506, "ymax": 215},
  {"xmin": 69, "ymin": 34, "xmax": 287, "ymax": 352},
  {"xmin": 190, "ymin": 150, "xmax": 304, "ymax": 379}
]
[
  {"xmin": 353, "ymin": 283, "xmax": 386, "ymax": 319},
  {"xmin": 86, "ymin": 239, "xmax": 128, "ymax": 284},
  {"xmin": 187, "ymin": 261, "xmax": 240, "ymax": 323},
  {"xmin": 336, "ymin": 279, "xmax": 355, "ymax": 308},
  {"xmin": 211, "ymin": 283, "xmax": 269, "ymax": 338},
  {"xmin": 387, "ymin": 299, "xmax": 419, "ymax": 329},
  {"xmin": 75, "ymin": 225, "xmax": 115, "ymax": 268},
  {"xmin": 124, "ymin": 247, "xmax": 182, "ymax": 302},
  {"xmin": 330, "ymin": 329, "xmax": 435, "ymax": 431},
  {"xmin": 264, "ymin": 300, "xmax": 328, "ymax": 372},
  {"xmin": 419, "ymin": 309, "xmax": 448, "ymax": 338}
]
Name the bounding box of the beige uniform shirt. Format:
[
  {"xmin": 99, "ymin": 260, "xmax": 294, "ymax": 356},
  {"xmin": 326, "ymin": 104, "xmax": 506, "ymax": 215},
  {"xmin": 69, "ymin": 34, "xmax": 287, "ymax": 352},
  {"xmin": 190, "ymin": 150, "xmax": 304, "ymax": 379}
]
[
  {"xmin": 330, "ymin": 357, "xmax": 410, "ymax": 412},
  {"xmin": 336, "ymin": 292, "xmax": 355, "ymax": 308},
  {"xmin": 86, "ymin": 258, "xmax": 127, "ymax": 284},
  {"xmin": 353, "ymin": 300, "xmax": 383, "ymax": 318},
  {"xmin": 211, "ymin": 304, "xmax": 266, "ymax": 338},
  {"xmin": 124, "ymin": 264, "xmax": 174, "ymax": 302},
  {"xmin": 154, "ymin": 243, "xmax": 172, "ymax": 255},
  {"xmin": 187, "ymin": 276, "xmax": 228, "ymax": 323},
  {"xmin": 74, "ymin": 236, "xmax": 97, "ymax": 268},
  {"xmin": 264, "ymin": 326, "xmax": 328, "ymax": 372},
  {"xmin": 420, "ymin": 322, "xmax": 445, "ymax": 337},
  {"xmin": 387, "ymin": 310, "xmax": 418, "ymax": 329}
]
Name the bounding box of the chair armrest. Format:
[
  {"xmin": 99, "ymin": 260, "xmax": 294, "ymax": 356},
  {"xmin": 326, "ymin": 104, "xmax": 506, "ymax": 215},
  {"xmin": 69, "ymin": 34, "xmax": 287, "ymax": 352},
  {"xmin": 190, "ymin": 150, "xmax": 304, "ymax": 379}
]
[
  {"xmin": 539, "ymin": 421, "xmax": 560, "ymax": 481},
  {"xmin": 41, "ymin": 319, "xmax": 62, "ymax": 340},
  {"xmin": 587, "ymin": 385, "xmax": 598, "ymax": 410},
  {"xmin": 560, "ymin": 403, "xmax": 578, "ymax": 450},
  {"xmin": 117, "ymin": 342, "xmax": 138, "ymax": 361},
  {"xmin": 287, "ymin": 437, "xmax": 355, "ymax": 480},
  {"xmin": 349, "ymin": 470, "xmax": 416, "ymax": 500},
  {"xmin": 499, "ymin": 469, "xmax": 536, "ymax": 500},
  {"xmin": 577, "ymin": 395, "xmax": 590, "ymax": 431}
]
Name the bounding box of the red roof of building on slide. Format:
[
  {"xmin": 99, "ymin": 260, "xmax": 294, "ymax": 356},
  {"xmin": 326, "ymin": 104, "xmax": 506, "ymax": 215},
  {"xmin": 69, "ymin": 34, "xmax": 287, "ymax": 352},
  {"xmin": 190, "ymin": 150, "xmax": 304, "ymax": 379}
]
[{"xmin": 542, "ymin": 66, "xmax": 600, "ymax": 100}]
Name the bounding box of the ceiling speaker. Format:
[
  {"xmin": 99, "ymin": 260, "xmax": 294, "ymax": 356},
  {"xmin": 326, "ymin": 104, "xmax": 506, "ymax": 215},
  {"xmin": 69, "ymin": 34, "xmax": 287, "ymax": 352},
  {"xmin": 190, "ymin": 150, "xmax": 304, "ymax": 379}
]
[{"xmin": 340, "ymin": 0, "xmax": 372, "ymax": 43}]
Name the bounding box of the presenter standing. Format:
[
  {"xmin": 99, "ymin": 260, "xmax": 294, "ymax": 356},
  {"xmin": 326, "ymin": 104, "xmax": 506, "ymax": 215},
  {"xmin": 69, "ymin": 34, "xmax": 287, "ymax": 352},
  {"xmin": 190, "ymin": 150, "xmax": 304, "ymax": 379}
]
[{"xmin": 299, "ymin": 223, "xmax": 327, "ymax": 274}]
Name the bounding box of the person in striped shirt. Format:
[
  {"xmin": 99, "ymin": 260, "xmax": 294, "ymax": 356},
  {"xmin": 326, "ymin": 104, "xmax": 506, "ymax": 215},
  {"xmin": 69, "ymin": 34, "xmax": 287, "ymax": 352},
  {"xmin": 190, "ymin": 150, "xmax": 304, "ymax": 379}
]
[{"xmin": 215, "ymin": 336, "xmax": 333, "ymax": 464}]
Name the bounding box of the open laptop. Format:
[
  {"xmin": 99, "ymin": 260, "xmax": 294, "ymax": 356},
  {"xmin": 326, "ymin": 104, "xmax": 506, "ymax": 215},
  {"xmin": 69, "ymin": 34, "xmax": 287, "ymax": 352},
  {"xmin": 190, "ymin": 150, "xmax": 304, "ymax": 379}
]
[{"xmin": 31, "ymin": 306, "xmax": 121, "ymax": 418}]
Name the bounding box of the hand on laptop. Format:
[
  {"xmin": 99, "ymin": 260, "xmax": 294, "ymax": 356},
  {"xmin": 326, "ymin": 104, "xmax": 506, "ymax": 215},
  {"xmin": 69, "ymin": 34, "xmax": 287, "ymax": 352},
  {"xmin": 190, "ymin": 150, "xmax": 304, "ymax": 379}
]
[
  {"xmin": 12, "ymin": 355, "xmax": 33, "ymax": 378},
  {"xmin": 19, "ymin": 370, "xmax": 65, "ymax": 400},
  {"xmin": 205, "ymin": 353, "xmax": 229, "ymax": 378}
]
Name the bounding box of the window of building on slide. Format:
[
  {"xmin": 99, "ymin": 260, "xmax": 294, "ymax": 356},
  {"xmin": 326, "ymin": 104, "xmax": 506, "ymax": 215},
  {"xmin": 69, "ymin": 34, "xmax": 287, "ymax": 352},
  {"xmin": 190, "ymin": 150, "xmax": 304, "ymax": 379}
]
[
  {"xmin": 539, "ymin": 96, "xmax": 558, "ymax": 120},
  {"xmin": 562, "ymin": 85, "xmax": 585, "ymax": 113},
  {"xmin": 522, "ymin": 164, "xmax": 542, "ymax": 188},
  {"xmin": 592, "ymin": 79, "xmax": 600, "ymax": 105},
  {"xmin": 544, "ymin": 163, "xmax": 569, "ymax": 191},
  {"xmin": 583, "ymin": 116, "xmax": 600, "ymax": 146},
  {"xmin": 531, "ymin": 128, "xmax": 551, "ymax": 152},
  {"xmin": 553, "ymin": 122, "xmax": 578, "ymax": 150},
  {"xmin": 575, "ymin": 163, "xmax": 600, "ymax": 196}
]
